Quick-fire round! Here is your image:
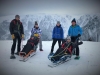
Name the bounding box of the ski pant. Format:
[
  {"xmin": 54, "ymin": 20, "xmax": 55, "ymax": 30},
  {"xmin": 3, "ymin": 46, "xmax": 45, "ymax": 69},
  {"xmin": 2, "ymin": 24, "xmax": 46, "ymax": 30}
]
[
  {"xmin": 35, "ymin": 36, "xmax": 42, "ymax": 50},
  {"xmin": 39, "ymin": 36, "xmax": 42, "ymax": 49},
  {"xmin": 51, "ymin": 39, "xmax": 62, "ymax": 53},
  {"xmin": 11, "ymin": 34, "xmax": 21, "ymax": 55},
  {"xmin": 71, "ymin": 36, "xmax": 79, "ymax": 56}
]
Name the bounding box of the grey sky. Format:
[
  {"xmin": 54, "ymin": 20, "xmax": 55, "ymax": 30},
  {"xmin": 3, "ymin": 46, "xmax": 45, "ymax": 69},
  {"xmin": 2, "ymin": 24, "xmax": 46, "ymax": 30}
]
[{"xmin": 0, "ymin": 0, "xmax": 100, "ymax": 17}]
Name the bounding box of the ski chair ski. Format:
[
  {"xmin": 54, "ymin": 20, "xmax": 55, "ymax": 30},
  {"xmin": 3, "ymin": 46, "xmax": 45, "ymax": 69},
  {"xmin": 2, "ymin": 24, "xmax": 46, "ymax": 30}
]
[
  {"xmin": 48, "ymin": 36, "xmax": 83, "ymax": 67},
  {"xmin": 19, "ymin": 34, "xmax": 40, "ymax": 62}
]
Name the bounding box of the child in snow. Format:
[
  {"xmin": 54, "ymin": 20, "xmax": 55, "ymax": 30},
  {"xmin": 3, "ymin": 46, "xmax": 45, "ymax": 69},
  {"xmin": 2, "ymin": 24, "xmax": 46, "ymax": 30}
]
[{"xmin": 31, "ymin": 21, "xmax": 43, "ymax": 51}]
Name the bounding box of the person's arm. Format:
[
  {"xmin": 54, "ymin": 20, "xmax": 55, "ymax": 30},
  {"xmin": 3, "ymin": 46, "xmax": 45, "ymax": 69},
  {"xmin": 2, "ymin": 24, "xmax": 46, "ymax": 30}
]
[
  {"xmin": 68, "ymin": 26, "xmax": 71, "ymax": 36},
  {"xmin": 31, "ymin": 28, "xmax": 34, "ymax": 36},
  {"xmin": 9, "ymin": 21, "xmax": 14, "ymax": 35},
  {"xmin": 38, "ymin": 28, "xmax": 42, "ymax": 37},
  {"xmin": 61, "ymin": 27, "xmax": 64, "ymax": 39},
  {"xmin": 52, "ymin": 27, "xmax": 55, "ymax": 39},
  {"xmin": 9, "ymin": 20, "xmax": 15, "ymax": 39},
  {"xmin": 78, "ymin": 26, "xmax": 82, "ymax": 36},
  {"xmin": 20, "ymin": 22, "xmax": 24, "ymax": 34}
]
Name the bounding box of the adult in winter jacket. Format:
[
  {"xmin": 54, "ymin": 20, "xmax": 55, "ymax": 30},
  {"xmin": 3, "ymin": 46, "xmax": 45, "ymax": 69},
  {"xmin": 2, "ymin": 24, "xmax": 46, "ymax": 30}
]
[
  {"xmin": 68, "ymin": 18, "xmax": 82, "ymax": 59},
  {"xmin": 50, "ymin": 21, "xmax": 64, "ymax": 55},
  {"xmin": 31, "ymin": 21, "xmax": 43, "ymax": 51},
  {"xmin": 9, "ymin": 15, "xmax": 24, "ymax": 59}
]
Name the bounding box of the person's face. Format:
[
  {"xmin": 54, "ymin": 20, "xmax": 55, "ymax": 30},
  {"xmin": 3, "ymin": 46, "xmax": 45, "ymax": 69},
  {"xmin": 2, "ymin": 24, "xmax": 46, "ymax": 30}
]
[
  {"xmin": 67, "ymin": 39, "xmax": 71, "ymax": 43},
  {"xmin": 35, "ymin": 25, "xmax": 38, "ymax": 28},
  {"xmin": 31, "ymin": 37, "xmax": 34, "ymax": 39},
  {"xmin": 72, "ymin": 22, "xmax": 76, "ymax": 25},
  {"xmin": 15, "ymin": 17, "xmax": 20, "ymax": 20},
  {"xmin": 57, "ymin": 23, "xmax": 60, "ymax": 26}
]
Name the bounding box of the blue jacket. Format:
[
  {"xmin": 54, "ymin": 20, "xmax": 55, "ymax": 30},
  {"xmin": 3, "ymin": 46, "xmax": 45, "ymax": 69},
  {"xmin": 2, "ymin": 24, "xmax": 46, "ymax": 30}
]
[
  {"xmin": 68, "ymin": 24, "xmax": 82, "ymax": 37},
  {"xmin": 52, "ymin": 25, "xmax": 64, "ymax": 39}
]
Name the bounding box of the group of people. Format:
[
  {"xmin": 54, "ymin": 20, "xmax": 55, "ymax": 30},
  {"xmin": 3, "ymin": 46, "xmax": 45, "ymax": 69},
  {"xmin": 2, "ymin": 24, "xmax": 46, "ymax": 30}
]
[
  {"xmin": 50, "ymin": 18, "xmax": 82, "ymax": 60},
  {"xmin": 9, "ymin": 15, "xmax": 82, "ymax": 60}
]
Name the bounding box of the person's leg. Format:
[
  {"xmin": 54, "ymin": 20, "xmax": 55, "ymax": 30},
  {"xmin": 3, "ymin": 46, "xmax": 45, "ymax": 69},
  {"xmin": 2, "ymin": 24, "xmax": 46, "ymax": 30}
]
[
  {"xmin": 71, "ymin": 37, "xmax": 76, "ymax": 55},
  {"xmin": 11, "ymin": 38, "xmax": 17, "ymax": 55},
  {"xmin": 10, "ymin": 38, "xmax": 17, "ymax": 59},
  {"xmin": 58, "ymin": 39, "xmax": 62, "ymax": 48},
  {"xmin": 76, "ymin": 46, "xmax": 79, "ymax": 56},
  {"xmin": 39, "ymin": 37, "xmax": 43, "ymax": 51},
  {"xmin": 74, "ymin": 38, "xmax": 80, "ymax": 59},
  {"xmin": 17, "ymin": 35, "xmax": 21, "ymax": 54},
  {"xmin": 51, "ymin": 39, "xmax": 57, "ymax": 53}
]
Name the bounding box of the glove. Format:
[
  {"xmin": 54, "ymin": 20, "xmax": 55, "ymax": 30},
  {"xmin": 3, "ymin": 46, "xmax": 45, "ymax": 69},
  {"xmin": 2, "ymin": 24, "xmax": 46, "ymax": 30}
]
[
  {"xmin": 22, "ymin": 34, "xmax": 24, "ymax": 38},
  {"xmin": 77, "ymin": 34, "xmax": 81, "ymax": 38},
  {"xmin": 34, "ymin": 34, "xmax": 39, "ymax": 37},
  {"xmin": 11, "ymin": 34, "xmax": 15, "ymax": 39}
]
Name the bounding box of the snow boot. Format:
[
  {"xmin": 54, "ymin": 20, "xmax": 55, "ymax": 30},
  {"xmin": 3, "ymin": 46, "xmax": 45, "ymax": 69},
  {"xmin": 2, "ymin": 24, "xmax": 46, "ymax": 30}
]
[
  {"xmin": 74, "ymin": 56, "xmax": 80, "ymax": 60},
  {"xmin": 49, "ymin": 52, "xmax": 54, "ymax": 56},
  {"xmin": 15, "ymin": 52, "xmax": 19, "ymax": 55},
  {"xmin": 40, "ymin": 49, "xmax": 43, "ymax": 51},
  {"xmin": 10, "ymin": 54, "xmax": 16, "ymax": 59}
]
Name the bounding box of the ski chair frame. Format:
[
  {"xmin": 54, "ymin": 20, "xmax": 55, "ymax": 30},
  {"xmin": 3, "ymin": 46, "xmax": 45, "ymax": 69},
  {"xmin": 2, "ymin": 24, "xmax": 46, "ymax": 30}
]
[
  {"xmin": 50, "ymin": 43, "xmax": 72, "ymax": 63},
  {"xmin": 50, "ymin": 37, "xmax": 81, "ymax": 63},
  {"xmin": 19, "ymin": 34, "xmax": 39, "ymax": 60},
  {"xmin": 19, "ymin": 50, "xmax": 36, "ymax": 59}
]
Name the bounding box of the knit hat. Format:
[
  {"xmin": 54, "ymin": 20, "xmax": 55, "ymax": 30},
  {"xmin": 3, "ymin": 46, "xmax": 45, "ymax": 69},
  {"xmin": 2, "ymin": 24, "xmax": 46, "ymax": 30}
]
[
  {"xmin": 57, "ymin": 21, "xmax": 60, "ymax": 24},
  {"xmin": 66, "ymin": 36, "xmax": 71, "ymax": 41},
  {"xmin": 35, "ymin": 21, "xmax": 38, "ymax": 25},
  {"xmin": 71, "ymin": 18, "xmax": 76, "ymax": 23},
  {"xmin": 15, "ymin": 15, "xmax": 20, "ymax": 19}
]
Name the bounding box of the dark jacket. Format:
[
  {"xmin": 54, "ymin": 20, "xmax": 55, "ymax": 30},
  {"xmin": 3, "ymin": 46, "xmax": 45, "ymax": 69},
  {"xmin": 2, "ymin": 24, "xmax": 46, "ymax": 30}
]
[
  {"xmin": 52, "ymin": 25, "xmax": 64, "ymax": 39},
  {"xmin": 27, "ymin": 37, "xmax": 39, "ymax": 46},
  {"xmin": 9, "ymin": 19, "xmax": 24, "ymax": 35}
]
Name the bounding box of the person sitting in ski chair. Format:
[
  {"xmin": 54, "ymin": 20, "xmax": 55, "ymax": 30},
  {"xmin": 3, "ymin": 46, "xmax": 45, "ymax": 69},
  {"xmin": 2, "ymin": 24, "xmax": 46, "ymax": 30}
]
[
  {"xmin": 19, "ymin": 34, "xmax": 40, "ymax": 59},
  {"xmin": 48, "ymin": 36, "xmax": 83, "ymax": 63}
]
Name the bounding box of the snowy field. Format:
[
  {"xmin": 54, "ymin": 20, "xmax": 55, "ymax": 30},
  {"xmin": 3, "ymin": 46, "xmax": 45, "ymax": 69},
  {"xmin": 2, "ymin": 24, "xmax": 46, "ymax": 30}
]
[{"xmin": 0, "ymin": 40, "xmax": 100, "ymax": 75}]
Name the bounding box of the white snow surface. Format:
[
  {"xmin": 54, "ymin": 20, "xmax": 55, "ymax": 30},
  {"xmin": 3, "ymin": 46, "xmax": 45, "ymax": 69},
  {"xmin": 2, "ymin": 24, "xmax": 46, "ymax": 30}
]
[{"xmin": 0, "ymin": 40, "xmax": 100, "ymax": 75}]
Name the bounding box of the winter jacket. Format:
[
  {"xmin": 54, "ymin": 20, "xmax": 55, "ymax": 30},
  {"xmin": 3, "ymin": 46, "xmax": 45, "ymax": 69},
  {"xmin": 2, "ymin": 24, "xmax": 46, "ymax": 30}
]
[
  {"xmin": 27, "ymin": 37, "xmax": 39, "ymax": 46},
  {"xmin": 9, "ymin": 19, "xmax": 24, "ymax": 35},
  {"xmin": 68, "ymin": 24, "xmax": 82, "ymax": 37},
  {"xmin": 52, "ymin": 25, "xmax": 64, "ymax": 39},
  {"xmin": 31, "ymin": 27, "xmax": 42, "ymax": 36}
]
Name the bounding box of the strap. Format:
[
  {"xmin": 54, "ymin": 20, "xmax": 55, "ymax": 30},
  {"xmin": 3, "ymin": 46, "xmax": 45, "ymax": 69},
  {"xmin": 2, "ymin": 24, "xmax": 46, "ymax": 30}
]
[{"xmin": 52, "ymin": 42, "xmax": 71, "ymax": 58}]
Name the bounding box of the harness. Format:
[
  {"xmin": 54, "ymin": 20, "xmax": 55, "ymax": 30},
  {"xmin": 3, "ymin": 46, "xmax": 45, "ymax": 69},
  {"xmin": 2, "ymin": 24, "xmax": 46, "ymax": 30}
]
[
  {"xmin": 51, "ymin": 42, "xmax": 72, "ymax": 58},
  {"xmin": 13, "ymin": 20, "xmax": 21, "ymax": 29},
  {"xmin": 28, "ymin": 39, "xmax": 34, "ymax": 46}
]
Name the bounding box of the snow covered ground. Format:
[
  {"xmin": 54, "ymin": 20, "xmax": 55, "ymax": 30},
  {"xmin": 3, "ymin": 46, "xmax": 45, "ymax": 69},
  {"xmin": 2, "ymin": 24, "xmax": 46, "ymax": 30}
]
[{"xmin": 0, "ymin": 40, "xmax": 100, "ymax": 75}]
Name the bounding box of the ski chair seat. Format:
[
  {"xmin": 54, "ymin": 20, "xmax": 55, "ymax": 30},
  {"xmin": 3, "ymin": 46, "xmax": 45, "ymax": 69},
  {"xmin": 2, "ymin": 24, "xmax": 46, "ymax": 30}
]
[
  {"xmin": 19, "ymin": 36, "xmax": 39, "ymax": 59},
  {"xmin": 19, "ymin": 50, "xmax": 35, "ymax": 58},
  {"xmin": 48, "ymin": 42, "xmax": 73, "ymax": 63}
]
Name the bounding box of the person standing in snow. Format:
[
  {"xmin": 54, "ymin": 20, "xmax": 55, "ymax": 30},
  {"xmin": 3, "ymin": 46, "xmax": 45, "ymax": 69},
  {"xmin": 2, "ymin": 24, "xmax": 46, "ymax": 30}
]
[
  {"xmin": 50, "ymin": 21, "xmax": 64, "ymax": 55},
  {"xmin": 68, "ymin": 18, "xmax": 82, "ymax": 60},
  {"xmin": 31, "ymin": 21, "xmax": 43, "ymax": 51},
  {"xmin": 9, "ymin": 15, "xmax": 24, "ymax": 59}
]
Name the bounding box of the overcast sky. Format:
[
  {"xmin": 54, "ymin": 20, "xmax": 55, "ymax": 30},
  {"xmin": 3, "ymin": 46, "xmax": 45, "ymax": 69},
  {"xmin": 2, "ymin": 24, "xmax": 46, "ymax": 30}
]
[{"xmin": 0, "ymin": 0, "xmax": 100, "ymax": 17}]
